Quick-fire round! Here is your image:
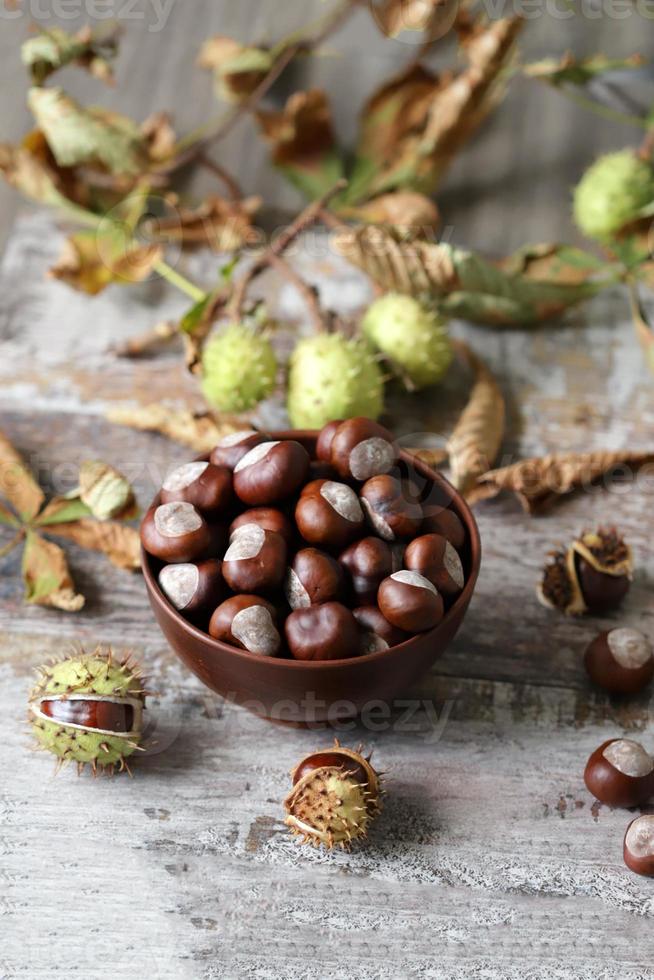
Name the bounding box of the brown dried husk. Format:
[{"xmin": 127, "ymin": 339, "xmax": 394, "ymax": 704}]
[{"xmin": 537, "ymin": 528, "xmax": 633, "ymax": 616}]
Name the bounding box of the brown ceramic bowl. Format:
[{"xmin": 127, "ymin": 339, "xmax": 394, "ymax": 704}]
[{"xmin": 142, "ymin": 430, "xmax": 481, "ymax": 726}]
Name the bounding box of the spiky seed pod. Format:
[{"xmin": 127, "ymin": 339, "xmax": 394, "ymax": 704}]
[
  {"xmin": 29, "ymin": 648, "xmax": 146, "ymax": 775},
  {"xmin": 201, "ymin": 323, "xmax": 277, "ymax": 412},
  {"xmin": 538, "ymin": 526, "xmax": 633, "ymax": 616},
  {"xmin": 573, "ymin": 150, "xmax": 654, "ymax": 242},
  {"xmin": 286, "ymin": 333, "xmax": 385, "ymax": 429},
  {"xmin": 361, "ymin": 292, "xmax": 453, "ymax": 390},
  {"xmin": 284, "ymin": 740, "xmax": 382, "ymax": 849}
]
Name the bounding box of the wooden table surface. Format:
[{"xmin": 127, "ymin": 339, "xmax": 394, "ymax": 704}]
[{"xmin": 2, "ymin": 5, "xmax": 654, "ymax": 979}]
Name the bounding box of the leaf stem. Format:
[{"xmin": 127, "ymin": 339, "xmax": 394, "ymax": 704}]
[{"xmin": 153, "ymin": 258, "xmax": 207, "ymax": 302}]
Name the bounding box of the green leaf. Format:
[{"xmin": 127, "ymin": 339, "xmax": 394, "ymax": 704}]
[
  {"xmin": 22, "ymin": 530, "xmax": 85, "ymax": 611},
  {"xmin": 180, "ymin": 295, "xmax": 211, "ymax": 334},
  {"xmin": 27, "ymin": 87, "xmax": 146, "ymax": 175},
  {"xmin": 34, "ymin": 497, "xmax": 92, "ymax": 527},
  {"xmin": 336, "ymin": 228, "xmax": 617, "ymax": 325},
  {"xmin": 21, "ymin": 24, "xmax": 120, "ymax": 85}
]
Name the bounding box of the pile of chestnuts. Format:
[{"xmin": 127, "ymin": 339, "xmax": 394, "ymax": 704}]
[{"xmin": 141, "ymin": 417, "xmax": 469, "ymax": 661}]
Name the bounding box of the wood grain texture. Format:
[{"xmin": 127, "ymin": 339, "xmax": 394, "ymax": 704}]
[{"xmin": 2, "ymin": 6, "xmax": 654, "ymax": 980}]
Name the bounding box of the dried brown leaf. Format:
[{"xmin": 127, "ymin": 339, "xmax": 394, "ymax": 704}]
[
  {"xmin": 0, "ymin": 429, "xmax": 45, "ymax": 522},
  {"xmin": 256, "ymin": 90, "xmax": 345, "ymax": 200},
  {"xmin": 22, "ymin": 530, "xmax": 85, "ymax": 611},
  {"xmin": 47, "ymin": 519, "xmax": 141, "ymax": 571},
  {"xmin": 447, "ymin": 341, "xmax": 505, "ymax": 497},
  {"xmin": 140, "ymin": 111, "xmax": 177, "ymax": 162},
  {"xmin": 49, "ymin": 229, "xmax": 163, "ymax": 295},
  {"xmin": 22, "ymin": 24, "xmax": 121, "ymax": 85},
  {"xmin": 0, "ymin": 500, "xmax": 19, "ymax": 527},
  {"xmin": 198, "ymin": 35, "xmax": 274, "ymax": 102},
  {"xmin": 475, "ymin": 450, "xmax": 654, "ymax": 512},
  {"xmin": 105, "ymin": 404, "xmax": 246, "ymax": 452},
  {"xmin": 338, "ymin": 191, "xmax": 439, "ymax": 230},
  {"xmin": 148, "ymin": 194, "xmax": 261, "ymax": 252},
  {"xmin": 375, "ymin": 0, "xmax": 459, "ymax": 39}
]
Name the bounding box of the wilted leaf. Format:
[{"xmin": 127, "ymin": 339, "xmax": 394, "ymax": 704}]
[
  {"xmin": 375, "ymin": 0, "xmax": 459, "ymax": 39},
  {"xmin": 47, "ymin": 519, "xmax": 140, "ymax": 570},
  {"xmin": 630, "ymin": 286, "xmax": 654, "ymax": 375},
  {"xmin": 524, "ymin": 52, "xmax": 645, "ymax": 89},
  {"xmin": 198, "ymin": 35, "xmax": 274, "ymax": 102},
  {"xmin": 141, "ymin": 111, "xmax": 177, "ymax": 163},
  {"xmin": 0, "ymin": 430, "xmax": 45, "ymax": 522},
  {"xmin": 335, "ymin": 226, "xmax": 615, "ymax": 324},
  {"xmin": 76, "ymin": 460, "xmax": 137, "ymax": 520},
  {"xmin": 35, "ymin": 497, "xmax": 91, "ymax": 526},
  {"xmin": 106, "ymin": 403, "xmax": 245, "ymax": 452},
  {"xmin": 49, "ymin": 228, "xmax": 162, "ymax": 295},
  {"xmin": 0, "ymin": 140, "xmax": 85, "ymax": 215},
  {"xmin": 28, "ymin": 87, "xmax": 147, "ymax": 175},
  {"xmin": 149, "ymin": 194, "xmax": 261, "ymax": 252},
  {"xmin": 348, "ymin": 16, "xmax": 522, "ymax": 201},
  {"xmin": 447, "ymin": 341, "xmax": 505, "ymax": 497},
  {"xmin": 22, "ymin": 530, "xmax": 85, "ymax": 611},
  {"xmin": 22, "ymin": 24, "xmax": 121, "ymax": 85},
  {"xmin": 338, "ymin": 191, "xmax": 439, "ymax": 230},
  {"xmin": 256, "ymin": 90, "xmax": 345, "ymax": 199},
  {"xmin": 474, "ymin": 450, "xmax": 654, "ymax": 512}
]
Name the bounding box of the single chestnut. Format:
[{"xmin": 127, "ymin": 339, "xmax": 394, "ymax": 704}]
[
  {"xmin": 339, "ymin": 537, "xmax": 393, "ymax": 605},
  {"xmin": 421, "ymin": 506, "xmax": 466, "ymax": 552},
  {"xmin": 353, "ymin": 605, "xmax": 408, "ymax": 653},
  {"xmin": 158, "ymin": 559, "xmax": 226, "ymax": 617},
  {"xmin": 584, "ymin": 628, "xmax": 654, "ymax": 695},
  {"xmin": 360, "ymin": 474, "xmax": 423, "ymax": 541},
  {"xmin": 295, "ymin": 479, "xmax": 364, "ymax": 550},
  {"xmin": 229, "ymin": 507, "xmax": 294, "ymax": 547},
  {"xmin": 160, "ymin": 461, "xmax": 232, "ymax": 516},
  {"xmin": 284, "ymin": 548, "xmax": 345, "ymax": 609},
  {"xmin": 292, "ymin": 748, "xmax": 369, "ymax": 786},
  {"xmin": 209, "ymin": 595, "xmax": 280, "ymax": 656},
  {"xmin": 378, "ymin": 570, "xmax": 444, "ymax": 632},
  {"xmin": 624, "ymin": 815, "xmax": 654, "ymax": 876},
  {"xmin": 140, "ymin": 501, "xmax": 214, "ymax": 563},
  {"xmin": 316, "ymin": 419, "xmax": 343, "ymax": 463},
  {"xmin": 575, "ymin": 527, "xmax": 633, "ymax": 612},
  {"xmin": 233, "ymin": 440, "xmax": 310, "ymax": 506},
  {"xmin": 285, "ymin": 602, "xmax": 361, "ymax": 661},
  {"xmin": 404, "ymin": 533, "xmax": 465, "ymax": 598},
  {"xmin": 584, "ymin": 738, "xmax": 654, "ymax": 807},
  {"xmin": 330, "ymin": 417, "xmax": 398, "ymax": 482},
  {"xmin": 209, "ymin": 429, "xmax": 267, "ymax": 470},
  {"xmin": 222, "ymin": 524, "xmax": 287, "ymax": 594}
]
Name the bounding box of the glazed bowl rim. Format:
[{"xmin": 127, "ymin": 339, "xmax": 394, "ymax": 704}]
[{"xmin": 141, "ymin": 429, "xmax": 481, "ymax": 670}]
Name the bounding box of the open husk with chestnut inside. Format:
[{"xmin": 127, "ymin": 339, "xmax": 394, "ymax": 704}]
[
  {"xmin": 284, "ymin": 740, "xmax": 382, "ymax": 849},
  {"xmin": 538, "ymin": 526, "xmax": 633, "ymax": 616}
]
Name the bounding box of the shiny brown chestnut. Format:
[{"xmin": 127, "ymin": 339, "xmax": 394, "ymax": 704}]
[
  {"xmin": 209, "ymin": 594, "xmax": 280, "ymax": 656},
  {"xmin": 378, "ymin": 570, "xmax": 444, "ymax": 633},
  {"xmin": 233, "ymin": 440, "xmax": 310, "ymax": 506},
  {"xmin": 209, "ymin": 429, "xmax": 267, "ymax": 470},
  {"xmin": 295, "ymin": 479, "xmax": 364, "ymax": 550},
  {"xmin": 316, "ymin": 419, "xmax": 343, "ymax": 463},
  {"xmin": 222, "ymin": 524, "xmax": 287, "ymax": 594},
  {"xmin": 584, "ymin": 628, "xmax": 654, "ymax": 695},
  {"xmin": 229, "ymin": 507, "xmax": 295, "ymax": 547},
  {"xmin": 360, "ymin": 474, "xmax": 423, "ymax": 541},
  {"xmin": 624, "ymin": 815, "xmax": 654, "ymax": 876},
  {"xmin": 353, "ymin": 605, "xmax": 408, "ymax": 653},
  {"xmin": 404, "ymin": 533, "xmax": 465, "ymax": 598},
  {"xmin": 421, "ymin": 506, "xmax": 467, "ymax": 552},
  {"xmin": 330, "ymin": 417, "xmax": 398, "ymax": 482},
  {"xmin": 584, "ymin": 738, "xmax": 654, "ymax": 807},
  {"xmin": 339, "ymin": 536, "xmax": 393, "ymax": 605},
  {"xmin": 284, "ymin": 548, "xmax": 345, "ymax": 609},
  {"xmin": 285, "ymin": 602, "xmax": 361, "ymax": 661},
  {"xmin": 160, "ymin": 461, "xmax": 232, "ymax": 516},
  {"xmin": 575, "ymin": 527, "xmax": 633, "ymax": 613},
  {"xmin": 158, "ymin": 559, "xmax": 226, "ymax": 618},
  {"xmin": 292, "ymin": 749, "xmax": 369, "ymax": 786},
  {"xmin": 140, "ymin": 501, "xmax": 214, "ymax": 563},
  {"xmin": 39, "ymin": 698, "xmax": 135, "ymax": 732}
]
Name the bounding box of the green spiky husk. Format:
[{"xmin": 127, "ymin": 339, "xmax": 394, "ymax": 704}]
[
  {"xmin": 30, "ymin": 650, "xmax": 145, "ymax": 772},
  {"xmin": 201, "ymin": 323, "xmax": 277, "ymax": 412},
  {"xmin": 286, "ymin": 333, "xmax": 384, "ymax": 429},
  {"xmin": 285, "ymin": 768, "xmax": 377, "ymax": 848},
  {"xmin": 362, "ymin": 292, "xmax": 453, "ymax": 389},
  {"xmin": 573, "ymin": 150, "xmax": 654, "ymax": 242}
]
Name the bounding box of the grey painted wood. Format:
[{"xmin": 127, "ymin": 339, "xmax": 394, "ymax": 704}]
[{"xmin": 2, "ymin": 6, "xmax": 654, "ymax": 980}]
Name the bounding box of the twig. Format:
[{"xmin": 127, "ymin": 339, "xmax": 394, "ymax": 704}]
[
  {"xmin": 266, "ymin": 253, "xmax": 328, "ymax": 333},
  {"xmin": 198, "ymin": 154, "xmax": 243, "ymax": 201},
  {"xmin": 113, "ymin": 320, "xmax": 180, "ymax": 358},
  {"xmin": 228, "ymin": 179, "xmax": 347, "ymax": 319}
]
